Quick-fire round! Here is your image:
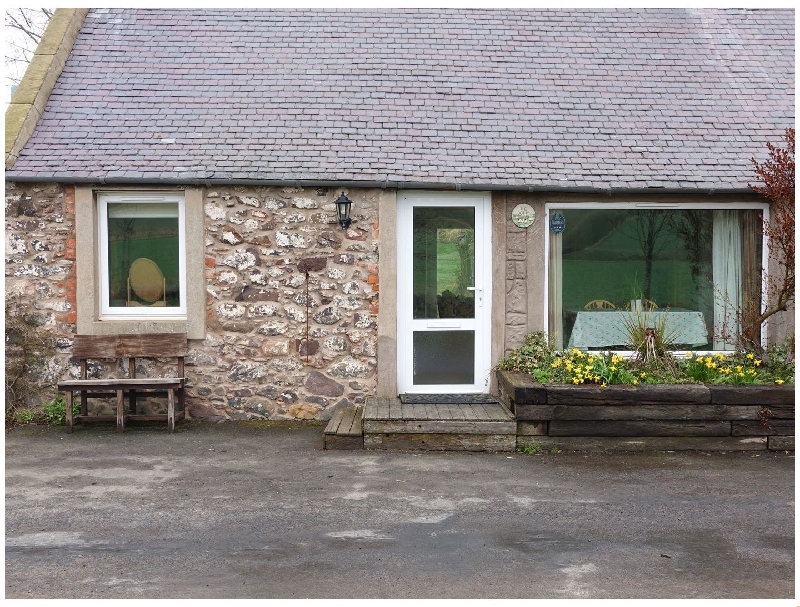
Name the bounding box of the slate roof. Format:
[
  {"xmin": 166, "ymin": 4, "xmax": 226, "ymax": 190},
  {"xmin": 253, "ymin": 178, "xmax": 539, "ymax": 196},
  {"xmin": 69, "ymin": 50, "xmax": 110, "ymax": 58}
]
[{"xmin": 6, "ymin": 8, "xmax": 795, "ymax": 191}]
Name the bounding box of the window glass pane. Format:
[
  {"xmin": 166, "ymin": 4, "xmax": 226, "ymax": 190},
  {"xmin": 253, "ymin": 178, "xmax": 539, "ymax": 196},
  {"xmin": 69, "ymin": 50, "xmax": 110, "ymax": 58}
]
[
  {"xmin": 549, "ymin": 208, "xmax": 762, "ymax": 351},
  {"xmin": 412, "ymin": 207, "xmax": 475, "ymax": 319},
  {"xmin": 106, "ymin": 202, "xmax": 180, "ymax": 308}
]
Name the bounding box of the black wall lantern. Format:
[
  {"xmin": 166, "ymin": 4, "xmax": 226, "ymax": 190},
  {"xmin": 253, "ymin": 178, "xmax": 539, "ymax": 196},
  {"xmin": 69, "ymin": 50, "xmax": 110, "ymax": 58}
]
[{"xmin": 335, "ymin": 192, "xmax": 352, "ymax": 229}]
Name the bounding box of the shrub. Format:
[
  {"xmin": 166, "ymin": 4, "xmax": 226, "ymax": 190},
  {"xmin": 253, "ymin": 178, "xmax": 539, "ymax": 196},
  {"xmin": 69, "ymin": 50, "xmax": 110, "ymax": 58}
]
[{"xmin": 43, "ymin": 396, "xmax": 80, "ymax": 425}]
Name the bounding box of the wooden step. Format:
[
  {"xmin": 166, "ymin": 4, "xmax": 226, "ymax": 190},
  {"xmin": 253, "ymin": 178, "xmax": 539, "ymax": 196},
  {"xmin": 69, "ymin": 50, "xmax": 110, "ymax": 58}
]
[
  {"xmin": 363, "ymin": 397, "xmax": 516, "ymax": 452},
  {"xmin": 324, "ymin": 406, "xmax": 363, "ymax": 450}
]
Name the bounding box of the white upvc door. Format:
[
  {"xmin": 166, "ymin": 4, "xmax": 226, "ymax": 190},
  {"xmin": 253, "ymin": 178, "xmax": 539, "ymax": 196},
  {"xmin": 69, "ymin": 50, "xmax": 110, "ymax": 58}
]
[{"xmin": 397, "ymin": 191, "xmax": 492, "ymax": 394}]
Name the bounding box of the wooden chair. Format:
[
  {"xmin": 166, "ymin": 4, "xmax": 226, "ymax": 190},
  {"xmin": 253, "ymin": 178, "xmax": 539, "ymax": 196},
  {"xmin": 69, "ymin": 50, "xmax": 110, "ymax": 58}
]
[
  {"xmin": 127, "ymin": 258, "xmax": 166, "ymax": 306},
  {"xmin": 626, "ymin": 299, "xmax": 658, "ymax": 311},
  {"xmin": 584, "ymin": 299, "xmax": 616, "ymax": 310}
]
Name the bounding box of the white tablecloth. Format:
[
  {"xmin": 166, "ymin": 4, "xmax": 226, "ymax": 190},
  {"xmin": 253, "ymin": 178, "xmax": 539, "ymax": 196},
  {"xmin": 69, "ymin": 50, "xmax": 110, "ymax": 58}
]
[{"xmin": 567, "ymin": 310, "xmax": 709, "ymax": 349}]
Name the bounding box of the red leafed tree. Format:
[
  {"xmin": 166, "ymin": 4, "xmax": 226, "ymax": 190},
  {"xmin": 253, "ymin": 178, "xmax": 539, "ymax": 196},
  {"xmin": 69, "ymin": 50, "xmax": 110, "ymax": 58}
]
[{"xmin": 744, "ymin": 127, "xmax": 795, "ymax": 353}]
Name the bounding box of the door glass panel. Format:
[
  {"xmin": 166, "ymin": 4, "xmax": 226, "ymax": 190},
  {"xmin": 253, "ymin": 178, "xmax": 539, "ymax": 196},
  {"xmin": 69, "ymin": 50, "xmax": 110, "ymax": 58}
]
[
  {"xmin": 413, "ymin": 330, "xmax": 475, "ymax": 385},
  {"xmin": 412, "ymin": 207, "xmax": 475, "ymax": 319}
]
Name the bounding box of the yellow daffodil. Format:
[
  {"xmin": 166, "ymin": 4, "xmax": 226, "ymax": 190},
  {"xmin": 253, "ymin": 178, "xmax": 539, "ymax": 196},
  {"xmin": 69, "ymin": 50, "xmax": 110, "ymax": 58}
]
[
  {"xmin": 746, "ymin": 353, "xmax": 755, "ymax": 360},
  {"xmin": 776, "ymin": 379, "xmax": 785, "ymax": 385}
]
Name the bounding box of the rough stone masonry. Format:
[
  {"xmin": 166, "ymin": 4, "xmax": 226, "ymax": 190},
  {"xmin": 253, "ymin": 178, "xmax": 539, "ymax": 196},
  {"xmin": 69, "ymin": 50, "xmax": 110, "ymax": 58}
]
[{"xmin": 5, "ymin": 182, "xmax": 380, "ymax": 422}]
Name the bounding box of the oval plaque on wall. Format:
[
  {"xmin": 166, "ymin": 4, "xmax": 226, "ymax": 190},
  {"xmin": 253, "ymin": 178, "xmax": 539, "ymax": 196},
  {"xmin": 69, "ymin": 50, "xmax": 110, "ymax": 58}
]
[{"xmin": 511, "ymin": 204, "xmax": 536, "ymax": 228}]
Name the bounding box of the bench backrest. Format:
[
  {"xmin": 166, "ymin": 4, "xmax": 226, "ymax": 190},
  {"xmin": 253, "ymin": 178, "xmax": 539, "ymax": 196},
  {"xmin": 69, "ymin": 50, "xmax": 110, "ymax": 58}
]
[{"xmin": 73, "ymin": 333, "xmax": 188, "ymax": 359}]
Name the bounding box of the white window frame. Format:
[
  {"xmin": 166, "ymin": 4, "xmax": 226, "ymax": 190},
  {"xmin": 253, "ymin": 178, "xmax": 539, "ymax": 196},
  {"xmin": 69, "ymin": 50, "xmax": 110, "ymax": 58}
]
[
  {"xmin": 543, "ymin": 201, "xmax": 770, "ymax": 355},
  {"xmin": 97, "ymin": 191, "xmax": 187, "ymax": 319}
]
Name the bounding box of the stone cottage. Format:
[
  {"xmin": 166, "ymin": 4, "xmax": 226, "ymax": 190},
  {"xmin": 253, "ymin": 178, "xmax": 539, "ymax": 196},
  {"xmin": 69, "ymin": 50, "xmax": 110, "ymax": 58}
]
[{"xmin": 5, "ymin": 8, "xmax": 795, "ymax": 423}]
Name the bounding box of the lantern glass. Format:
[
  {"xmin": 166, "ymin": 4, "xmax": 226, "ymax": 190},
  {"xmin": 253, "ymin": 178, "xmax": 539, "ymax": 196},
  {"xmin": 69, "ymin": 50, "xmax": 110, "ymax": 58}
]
[{"xmin": 335, "ymin": 193, "xmax": 352, "ymax": 229}]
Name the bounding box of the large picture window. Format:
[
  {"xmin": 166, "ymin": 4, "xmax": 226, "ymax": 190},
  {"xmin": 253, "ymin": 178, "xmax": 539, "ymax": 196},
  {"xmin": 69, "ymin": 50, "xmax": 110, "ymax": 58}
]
[
  {"xmin": 98, "ymin": 192, "xmax": 186, "ymax": 317},
  {"xmin": 547, "ymin": 204, "xmax": 766, "ymax": 352}
]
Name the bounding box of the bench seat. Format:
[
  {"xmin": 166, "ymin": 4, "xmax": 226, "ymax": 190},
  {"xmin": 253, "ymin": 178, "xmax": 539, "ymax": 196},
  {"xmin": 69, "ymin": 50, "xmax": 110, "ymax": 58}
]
[{"xmin": 59, "ymin": 333, "xmax": 187, "ymax": 434}]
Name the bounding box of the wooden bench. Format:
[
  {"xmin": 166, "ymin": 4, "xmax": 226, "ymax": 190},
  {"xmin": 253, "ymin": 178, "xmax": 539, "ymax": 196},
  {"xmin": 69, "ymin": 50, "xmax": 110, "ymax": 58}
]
[{"xmin": 57, "ymin": 333, "xmax": 187, "ymax": 433}]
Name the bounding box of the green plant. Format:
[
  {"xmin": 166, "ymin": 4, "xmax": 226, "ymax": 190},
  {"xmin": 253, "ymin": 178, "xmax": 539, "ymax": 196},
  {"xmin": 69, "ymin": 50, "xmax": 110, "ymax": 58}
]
[
  {"xmin": 43, "ymin": 396, "xmax": 79, "ymax": 425},
  {"xmin": 496, "ymin": 331, "xmax": 557, "ymax": 379},
  {"xmin": 500, "ymin": 331, "xmax": 794, "ymax": 386},
  {"xmin": 762, "ymin": 334, "xmax": 795, "ymax": 384},
  {"xmin": 549, "ymin": 350, "xmax": 639, "ymax": 386},
  {"xmin": 14, "ymin": 409, "xmax": 35, "ymax": 425},
  {"xmin": 517, "ymin": 442, "xmax": 542, "ymax": 455},
  {"xmin": 621, "ymin": 308, "xmax": 678, "ymax": 367}
]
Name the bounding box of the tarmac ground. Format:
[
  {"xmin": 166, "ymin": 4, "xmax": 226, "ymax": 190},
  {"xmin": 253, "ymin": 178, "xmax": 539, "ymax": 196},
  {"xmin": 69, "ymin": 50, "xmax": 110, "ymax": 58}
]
[{"xmin": 4, "ymin": 421, "xmax": 795, "ymax": 600}]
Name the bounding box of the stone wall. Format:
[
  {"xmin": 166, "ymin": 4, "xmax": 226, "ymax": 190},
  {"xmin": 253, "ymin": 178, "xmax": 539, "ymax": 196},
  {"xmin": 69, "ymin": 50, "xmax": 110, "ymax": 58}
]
[
  {"xmin": 5, "ymin": 182, "xmax": 380, "ymax": 422},
  {"xmin": 197, "ymin": 186, "xmax": 379, "ymax": 421},
  {"xmin": 5, "ymin": 182, "xmax": 75, "ymax": 390}
]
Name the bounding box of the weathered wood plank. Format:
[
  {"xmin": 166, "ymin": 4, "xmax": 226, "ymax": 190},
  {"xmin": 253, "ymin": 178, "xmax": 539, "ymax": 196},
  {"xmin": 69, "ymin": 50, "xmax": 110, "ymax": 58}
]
[
  {"xmin": 517, "ymin": 421, "xmax": 548, "ymax": 436},
  {"xmin": 339, "ymin": 407, "xmax": 357, "ymax": 434},
  {"xmin": 496, "ymin": 370, "xmax": 547, "ymax": 404},
  {"xmin": 458, "ymin": 404, "xmax": 479, "ymax": 420},
  {"xmin": 710, "ymin": 384, "xmax": 795, "ymax": 406},
  {"xmin": 116, "ymin": 389, "xmax": 124, "ymax": 433},
  {"xmin": 731, "ymin": 420, "xmax": 795, "ymax": 436},
  {"xmin": 58, "ymin": 378, "xmax": 184, "ymax": 389},
  {"xmin": 768, "ymin": 436, "xmax": 794, "ymax": 451},
  {"xmin": 364, "ymin": 432, "xmax": 515, "ymax": 452},
  {"xmin": 515, "ymin": 436, "xmax": 768, "ymax": 452},
  {"xmin": 378, "ymin": 398, "xmax": 395, "ymax": 419},
  {"xmin": 515, "ymin": 404, "xmax": 761, "ymax": 421},
  {"xmin": 72, "ymin": 333, "xmax": 187, "ymax": 358},
  {"xmin": 363, "ymin": 419, "xmax": 517, "ymax": 434},
  {"xmin": 760, "ymin": 404, "xmax": 794, "ymax": 419},
  {"xmin": 350, "ymin": 407, "xmax": 363, "ymax": 436},
  {"xmin": 548, "ymin": 420, "xmax": 732, "ymax": 437},
  {"xmin": 74, "ymin": 413, "xmax": 186, "ymax": 425},
  {"xmin": 325, "ymin": 408, "xmax": 347, "ymax": 434},
  {"xmin": 71, "ymin": 335, "xmax": 118, "ymax": 358},
  {"xmin": 546, "ymin": 384, "xmax": 710, "ymax": 406},
  {"xmin": 116, "ymin": 333, "xmax": 188, "ymax": 357}
]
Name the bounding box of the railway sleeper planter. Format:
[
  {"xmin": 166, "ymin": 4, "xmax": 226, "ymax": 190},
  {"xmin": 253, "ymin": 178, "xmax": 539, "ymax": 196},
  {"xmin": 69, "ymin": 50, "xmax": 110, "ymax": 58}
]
[{"xmin": 497, "ymin": 370, "xmax": 794, "ymax": 452}]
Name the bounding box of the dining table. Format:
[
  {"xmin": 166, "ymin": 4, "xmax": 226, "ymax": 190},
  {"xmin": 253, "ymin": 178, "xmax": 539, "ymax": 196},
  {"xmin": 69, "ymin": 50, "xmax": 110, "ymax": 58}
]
[{"xmin": 567, "ymin": 309, "xmax": 709, "ymax": 349}]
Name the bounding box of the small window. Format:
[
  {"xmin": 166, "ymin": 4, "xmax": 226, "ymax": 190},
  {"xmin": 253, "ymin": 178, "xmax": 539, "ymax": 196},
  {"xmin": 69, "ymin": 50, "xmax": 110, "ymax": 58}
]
[{"xmin": 98, "ymin": 192, "xmax": 186, "ymax": 317}]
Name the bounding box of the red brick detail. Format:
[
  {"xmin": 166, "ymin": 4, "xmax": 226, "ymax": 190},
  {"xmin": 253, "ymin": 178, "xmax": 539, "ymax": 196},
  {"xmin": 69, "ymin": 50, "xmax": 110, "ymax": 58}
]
[
  {"xmin": 65, "ymin": 237, "xmax": 76, "ymax": 261},
  {"xmin": 64, "ymin": 186, "xmax": 75, "ymax": 219},
  {"xmin": 367, "ymin": 273, "xmax": 379, "ymax": 285},
  {"xmin": 205, "ymin": 257, "xmax": 216, "ymax": 268}
]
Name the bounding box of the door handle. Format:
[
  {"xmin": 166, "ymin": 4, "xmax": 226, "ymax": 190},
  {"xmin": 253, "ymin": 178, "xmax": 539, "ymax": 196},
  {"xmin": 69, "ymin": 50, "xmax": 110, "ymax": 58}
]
[{"xmin": 466, "ymin": 287, "xmax": 483, "ymax": 306}]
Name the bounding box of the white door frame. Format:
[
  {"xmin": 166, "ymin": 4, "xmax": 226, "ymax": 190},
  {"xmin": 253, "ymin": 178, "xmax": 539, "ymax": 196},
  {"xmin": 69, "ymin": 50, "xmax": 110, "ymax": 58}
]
[{"xmin": 396, "ymin": 191, "xmax": 492, "ymax": 394}]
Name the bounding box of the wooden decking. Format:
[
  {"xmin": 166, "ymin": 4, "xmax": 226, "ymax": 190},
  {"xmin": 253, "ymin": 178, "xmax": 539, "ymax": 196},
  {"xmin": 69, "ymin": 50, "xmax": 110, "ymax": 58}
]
[
  {"xmin": 323, "ymin": 406, "xmax": 363, "ymax": 450},
  {"xmin": 361, "ymin": 397, "xmax": 516, "ymax": 452}
]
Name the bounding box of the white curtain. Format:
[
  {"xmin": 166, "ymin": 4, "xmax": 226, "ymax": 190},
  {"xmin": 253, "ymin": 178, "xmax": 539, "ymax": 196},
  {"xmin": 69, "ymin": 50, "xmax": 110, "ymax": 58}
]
[
  {"xmin": 549, "ymin": 231, "xmax": 563, "ymax": 350},
  {"xmin": 712, "ymin": 210, "xmax": 742, "ymax": 349}
]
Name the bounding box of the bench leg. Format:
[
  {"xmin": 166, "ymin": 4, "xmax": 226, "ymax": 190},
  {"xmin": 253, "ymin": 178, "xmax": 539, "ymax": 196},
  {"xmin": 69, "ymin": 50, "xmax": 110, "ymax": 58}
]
[
  {"xmin": 168, "ymin": 389, "xmax": 175, "ymax": 433},
  {"xmin": 116, "ymin": 389, "xmax": 124, "ymax": 433},
  {"xmin": 65, "ymin": 391, "xmax": 73, "ymax": 434}
]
